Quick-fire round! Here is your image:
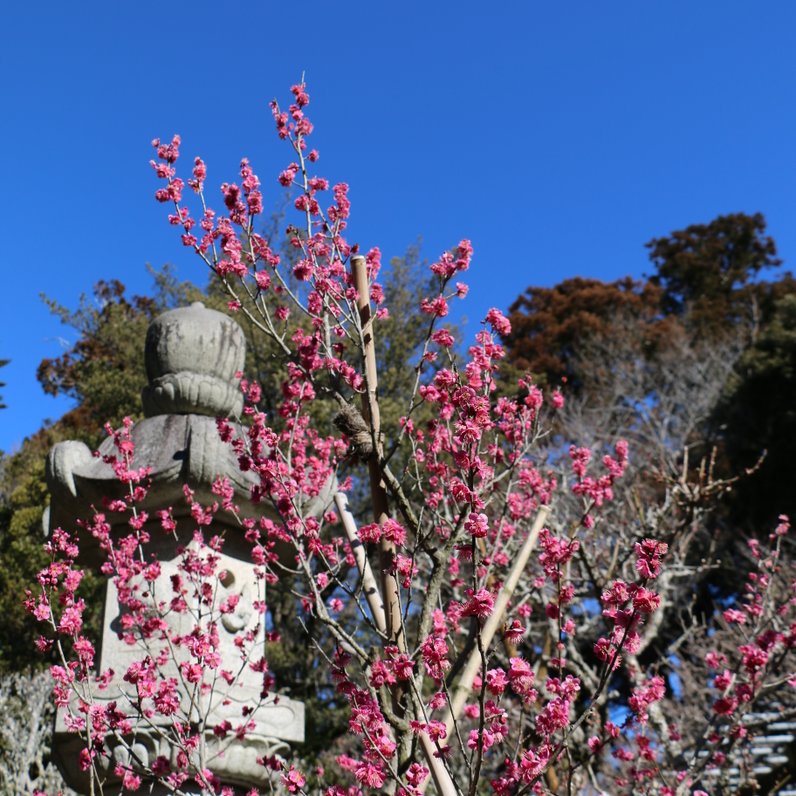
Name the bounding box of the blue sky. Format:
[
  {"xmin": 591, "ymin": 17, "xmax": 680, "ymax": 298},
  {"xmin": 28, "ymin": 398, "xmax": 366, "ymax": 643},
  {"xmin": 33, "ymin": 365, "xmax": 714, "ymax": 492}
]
[{"xmin": 2, "ymin": 2, "xmax": 795, "ymax": 452}]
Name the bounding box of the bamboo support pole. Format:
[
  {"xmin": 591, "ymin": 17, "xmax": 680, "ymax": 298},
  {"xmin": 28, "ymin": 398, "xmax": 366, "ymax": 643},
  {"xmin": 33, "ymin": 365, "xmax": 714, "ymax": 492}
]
[
  {"xmin": 348, "ymin": 255, "xmax": 457, "ymax": 796},
  {"xmin": 350, "ymin": 255, "xmax": 404, "ymax": 648},
  {"xmin": 417, "ymin": 506, "xmax": 549, "ymax": 795},
  {"xmin": 334, "ymin": 492, "xmax": 387, "ymax": 633},
  {"xmin": 335, "ymin": 492, "xmax": 456, "ymax": 795},
  {"xmin": 345, "ymin": 265, "xmax": 550, "ymax": 791},
  {"xmin": 441, "ymin": 506, "xmax": 550, "ymax": 742}
]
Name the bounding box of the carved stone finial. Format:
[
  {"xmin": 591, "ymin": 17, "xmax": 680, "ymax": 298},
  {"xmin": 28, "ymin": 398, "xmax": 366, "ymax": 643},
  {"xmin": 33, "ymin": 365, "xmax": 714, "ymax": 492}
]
[{"xmin": 142, "ymin": 301, "xmax": 245, "ymax": 418}]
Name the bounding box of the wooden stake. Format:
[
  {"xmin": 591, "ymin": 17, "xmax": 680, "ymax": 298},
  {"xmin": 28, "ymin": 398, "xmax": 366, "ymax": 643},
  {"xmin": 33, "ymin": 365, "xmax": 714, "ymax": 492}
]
[
  {"xmin": 442, "ymin": 506, "xmax": 550, "ymax": 742},
  {"xmin": 348, "ymin": 255, "xmax": 457, "ymax": 796},
  {"xmin": 350, "ymin": 254, "xmax": 403, "ymax": 648},
  {"xmin": 416, "ymin": 506, "xmax": 550, "ymax": 795},
  {"xmin": 334, "ymin": 492, "xmax": 386, "ymax": 634}
]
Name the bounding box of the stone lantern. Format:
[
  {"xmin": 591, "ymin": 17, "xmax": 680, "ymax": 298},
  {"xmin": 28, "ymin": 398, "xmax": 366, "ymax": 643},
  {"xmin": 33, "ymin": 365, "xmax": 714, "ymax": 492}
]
[{"xmin": 46, "ymin": 302, "xmax": 305, "ymax": 794}]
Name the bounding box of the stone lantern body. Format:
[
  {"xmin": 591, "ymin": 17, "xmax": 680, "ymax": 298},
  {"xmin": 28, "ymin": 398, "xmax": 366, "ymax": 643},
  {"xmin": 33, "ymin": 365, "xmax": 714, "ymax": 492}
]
[{"xmin": 46, "ymin": 302, "xmax": 305, "ymax": 794}]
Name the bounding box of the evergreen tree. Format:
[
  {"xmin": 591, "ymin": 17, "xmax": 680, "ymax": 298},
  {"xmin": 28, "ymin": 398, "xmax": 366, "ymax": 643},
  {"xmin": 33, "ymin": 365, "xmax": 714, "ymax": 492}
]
[
  {"xmin": 646, "ymin": 211, "xmax": 782, "ymax": 338},
  {"xmin": 716, "ymin": 292, "xmax": 796, "ymax": 528}
]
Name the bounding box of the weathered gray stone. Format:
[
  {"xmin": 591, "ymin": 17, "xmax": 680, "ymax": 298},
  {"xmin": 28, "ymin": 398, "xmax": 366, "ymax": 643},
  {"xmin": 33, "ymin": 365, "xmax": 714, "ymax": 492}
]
[{"xmin": 142, "ymin": 302, "xmax": 246, "ymax": 418}]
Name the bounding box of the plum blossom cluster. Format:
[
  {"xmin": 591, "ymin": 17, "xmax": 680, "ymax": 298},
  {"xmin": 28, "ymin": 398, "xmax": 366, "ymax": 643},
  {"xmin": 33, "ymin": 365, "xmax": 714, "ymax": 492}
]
[
  {"xmin": 146, "ymin": 84, "xmax": 685, "ymax": 794},
  {"xmin": 593, "ymin": 515, "xmax": 796, "ymax": 795},
  {"xmin": 29, "ymin": 84, "xmax": 796, "ymax": 796}
]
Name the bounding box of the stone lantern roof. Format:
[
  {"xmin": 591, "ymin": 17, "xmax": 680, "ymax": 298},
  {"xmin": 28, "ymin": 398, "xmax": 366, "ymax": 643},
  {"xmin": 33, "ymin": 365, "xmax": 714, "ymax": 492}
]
[{"xmin": 46, "ymin": 302, "xmax": 262, "ymax": 562}]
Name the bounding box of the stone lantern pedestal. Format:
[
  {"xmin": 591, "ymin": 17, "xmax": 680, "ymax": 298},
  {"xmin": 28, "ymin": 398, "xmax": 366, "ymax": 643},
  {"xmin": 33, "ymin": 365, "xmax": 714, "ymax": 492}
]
[{"xmin": 46, "ymin": 303, "xmax": 305, "ymax": 794}]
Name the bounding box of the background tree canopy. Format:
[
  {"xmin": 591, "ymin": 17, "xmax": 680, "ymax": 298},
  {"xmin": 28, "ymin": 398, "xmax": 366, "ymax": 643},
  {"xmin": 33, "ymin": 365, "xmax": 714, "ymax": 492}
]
[
  {"xmin": 4, "ymin": 213, "xmax": 793, "ymax": 676},
  {"xmin": 1, "ymin": 213, "xmax": 795, "ymax": 791},
  {"xmin": 504, "ymin": 211, "xmax": 796, "ymax": 533}
]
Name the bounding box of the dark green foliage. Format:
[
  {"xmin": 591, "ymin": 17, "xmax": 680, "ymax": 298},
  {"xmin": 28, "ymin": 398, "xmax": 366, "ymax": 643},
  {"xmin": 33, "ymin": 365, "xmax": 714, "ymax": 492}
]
[
  {"xmin": 0, "ymin": 422, "xmax": 103, "ymax": 673},
  {"xmin": 716, "ymin": 291, "xmax": 796, "ymax": 528},
  {"xmin": 371, "ymin": 243, "xmax": 452, "ymax": 453},
  {"xmin": 647, "ymin": 212, "xmax": 781, "ymax": 337}
]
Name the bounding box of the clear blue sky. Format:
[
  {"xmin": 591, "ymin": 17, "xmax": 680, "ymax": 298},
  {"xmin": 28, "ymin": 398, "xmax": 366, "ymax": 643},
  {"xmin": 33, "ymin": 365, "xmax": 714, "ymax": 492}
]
[{"xmin": 2, "ymin": 2, "xmax": 795, "ymax": 452}]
